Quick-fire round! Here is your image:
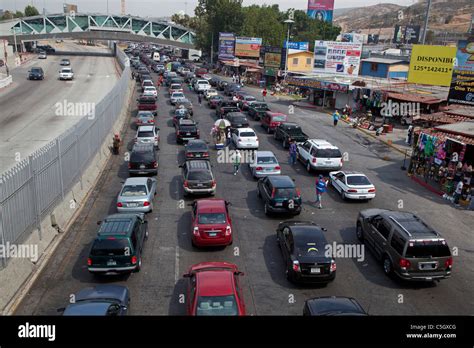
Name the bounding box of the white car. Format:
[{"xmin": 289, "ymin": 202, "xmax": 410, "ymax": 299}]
[
  {"xmin": 194, "ymin": 79, "xmax": 211, "ymax": 93},
  {"xmin": 232, "ymin": 127, "xmax": 259, "ymax": 150},
  {"xmin": 117, "ymin": 177, "xmax": 157, "ymax": 213},
  {"xmin": 170, "ymin": 92, "xmax": 186, "ymax": 105},
  {"xmin": 204, "ymin": 89, "xmax": 218, "ymax": 100},
  {"xmin": 329, "ymin": 171, "xmax": 376, "ymax": 200},
  {"xmin": 59, "ymin": 67, "xmax": 74, "ymax": 80},
  {"xmin": 38, "ymin": 51, "xmax": 47, "ymax": 59},
  {"xmin": 135, "ymin": 125, "xmax": 159, "ymax": 148},
  {"xmin": 249, "ymin": 151, "xmax": 281, "ymax": 178},
  {"xmin": 143, "ymin": 86, "xmax": 157, "ymax": 98},
  {"xmin": 297, "ymin": 139, "xmax": 343, "ymax": 172}
]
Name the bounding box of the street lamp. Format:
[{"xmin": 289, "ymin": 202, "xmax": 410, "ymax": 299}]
[{"xmin": 284, "ymin": 19, "xmax": 294, "ymax": 80}]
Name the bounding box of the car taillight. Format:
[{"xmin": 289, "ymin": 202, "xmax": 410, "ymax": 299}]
[
  {"xmin": 271, "ymin": 188, "xmax": 276, "ymax": 198},
  {"xmin": 256, "ymin": 166, "xmax": 263, "ymax": 171},
  {"xmin": 152, "ymin": 161, "xmax": 158, "ymax": 168},
  {"xmin": 193, "ymin": 226, "xmax": 200, "ymax": 236},
  {"xmin": 348, "ymin": 189, "xmax": 358, "ymax": 193},
  {"xmin": 128, "ymin": 163, "xmax": 131, "ymax": 169},
  {"xmin": 87, "ymin": 258, "xmax": 92, "ymax": 266},
  {"xmin": 225, "ymin": 225, "xmax": 232, "ymax": 236},
  {"xmin": 330, "ymin": 260, "xmax": 337, "ymax": 272},
  {"xmin": 399, "ymin": 258, "xmax": 411, "ymax": 269},
  {"xmin": 131, "ymin": 256, "xmax": 137, "ymax": 265},
  {"xmin": 211, "ymin": 180, "xmax": 216, "ymax": 187},
  {"xmin": 368, "ymin": 188, "xmax": 376, "ymax": 193},
  {"xmin": 184, "ymin": 180, "xmax": 188, "ymax": 188},
  {"xmin": 187, "ymin": 153, "xmax": 194, "ymax": 157},
  {"xmin": 203, "ymin": 152, "xmax": 209, "ymax": 157},
  {"xmin": 312, "ymin": 158, "xmax": 317, "ymax": 163},
  {"xmin": 117, "ymin": 202, "xmax": 123, "ymax": 207},
  {"xmin": 445, "ymin": 257, "xmax": 453, "ymax": 268},
  {"xmin": 275, "ymin": 166, "xmax": 281, "ymax": 170},
  {"xmin": 143, "ymin": 201, "xmax": 150, "ymax": 207},
  {"xmin": 292, "ymin": 260, "xmax": 300, "ymax": 272},
  {"xmin": 296, "ymin": 188, "xmax": 301, "ymax": 197}
]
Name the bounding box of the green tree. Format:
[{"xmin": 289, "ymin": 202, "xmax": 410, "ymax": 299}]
[
  {"xmin": 24, "ymin": 5, "xmax": 40, "ymax": 17},
  {"xmin": 15, "ymin": 11, "xmax": 24, "ymax": 18},
  {"xmin": 240, "ymin": 5, "xmax": 286, "ymax": 46},
  {"xmin": 1, "ymin": 10, "xmax": 14, "ymax": 20}
]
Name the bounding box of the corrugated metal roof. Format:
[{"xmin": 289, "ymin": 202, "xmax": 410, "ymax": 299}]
[
  {"xmin": 361, "ymin": 58, "xmax": 407, "ymax": 65},
  {"xmin": 435, "ymin": 121, "xmax": 474, "ymax": 138},
  {"xmin": 387, "ymin": 92, "xmax": 441, "ymax": 104}
]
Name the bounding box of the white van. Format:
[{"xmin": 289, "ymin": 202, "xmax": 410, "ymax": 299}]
[{"xmin": 297, "ymin": 139, "xmax": 343, "ymax": 172}]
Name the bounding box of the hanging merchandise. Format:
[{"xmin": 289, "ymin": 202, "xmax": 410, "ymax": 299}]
[{"xmin": 424, "ymin": 135, "xmax": 435, "ymax": 157}]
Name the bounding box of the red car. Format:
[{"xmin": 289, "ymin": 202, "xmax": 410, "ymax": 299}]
[
  {"xmin": 261, "ymin": 111, "xmax": 288, "ymax": 133},
  {"xmin": 183, "ymin": 262, "xmax": 246, "ymax": 316},
  {"xmin": 137, "ymin": 96, "xmax": 157, "ymax": 111},
  {"xmin": 191, "ymin": 199, "xmax": 232, "ymax": 247}
]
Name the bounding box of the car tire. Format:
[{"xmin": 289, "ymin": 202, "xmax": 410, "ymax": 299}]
[
  {"xmin": 341, "ymin": 191, "xmax": 346, "ymax": 201},
  {"xmin": 356, "ymin": 223, "xmax": 364, "ymax": 242},
  {"xmin": 257, "ymin": 188, "xmax": 262, "ymax": 198},
  {"xmin": 306, "ymin": 161, "xmax": 312, "ymax": 173},
  {"xmin": 134, "ymin": 258, "xmax": 142, "ymax": 273},
  {"xmin": 273, "ymin": 131, "xmax": 278, "ymax": 140},
  {"xmin": 264, "ymin": 203, "xmax": 270, "ymax": 216},
  {"xmin": 383, "ymin": 256, "xmax": 393, "ymax": 276}
]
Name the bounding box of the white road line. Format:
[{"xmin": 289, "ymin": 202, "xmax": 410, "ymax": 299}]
[{"xmin": 174, "ymin": 246, "xmax": 180, "ymax": 284}]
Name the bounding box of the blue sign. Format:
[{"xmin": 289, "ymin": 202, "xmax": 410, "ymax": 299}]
[{"xmin": 283, "ymin": 41, "xmax": 310, "ymax": 51}]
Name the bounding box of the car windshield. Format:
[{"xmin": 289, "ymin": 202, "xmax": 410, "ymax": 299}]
[
  {"xmin": 232, "ymin": 116, "xmax": 247, "ymax": 123},
  {"xmin": 139, "ymin": 98, "xmax": 155, "ymax": 104},
  {"xmin": 138, "ymin": 112, "xmax": 153, "ymax": 117},
  {"xmin": 240, "ymin": 132, "xmax": 255, "ymax": 137},
  {"xmin": 255, "ymin": 104, "xmax": 268, "ymax": 109},
  {"xmin": 121, "ymin": 185, "xmax": 147, "ymax": 196},
  {"xmin": 274, "ymin": 188, "xmax": 296, "ymax": 199},
  {"xmin": 130, "ymin": 151, "xmax": 154, "ymax": 162},
  {"xmin": 196, "ymin": 295, "xmax": 238, "ymax": 316},
  {"xmin": 91, "ymin": 239, "xmax": 130, "ymax": 256},
  {"xmin": 316, "ymin": 149, "xmax": 342, "ymax": 158},
  {"xmin": 188, "ymin": 142, "xmax": 207, "ymax": 151},
  {"xmin": 272, "ymin": 115, "xmax": 287, "ymax": 122},
  {"xmin": 295, "ymin": 236, "xmax": 326, "ymax": 255},
  {"xmin": 180, "ymin": 125, "xmax": 197, "ymax": 131},
  {"xmin": 405, "ymin": 241, "xmax": 451, "ymax": 258},
  {"xmin": 138, "ymin": 131, "xmax": 154, "ymax": 137},
  {"xmin": 257, "ymin": 156, "xmax": 277, "ymax": 164},
  {"xmin": 346, "ymin": 176, "xmax": 371, "ymax": 186},
  {"xmin": 173, "ymin": 93, "xmax": 184, "ymax": 98},
  {"xmin": 188, "ymin": 171, "xmax": 212, "ymax": 181},
  {"xmin": 198, "ymin": 213, "xmax": 226, "ymax": 224},
  {"xmin": 31, "ymin": 68, "xmax": 42, "ymax": 73}
]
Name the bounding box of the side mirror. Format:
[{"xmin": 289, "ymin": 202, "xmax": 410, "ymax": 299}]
[
  {"xmin": 321, "ymin": 227, "xmax": 328, "ymax": 232},
  {"xmin": 235, "ymin": 271, "xmax": 245, "ymax": 276},
  {"xmin": 183, "ymin": 273, "xmax": 191, "ymax": 278},
  {"xmin": 178, "ymin": 164, "xmax": 183, "ymax": 168},
  {"xmin": 225, "ymin": 201, "xmax": 232, "ymax": 206},
  {"xmin": 155, "ymin": 127, "xmax": 160, "ymax": 130}
]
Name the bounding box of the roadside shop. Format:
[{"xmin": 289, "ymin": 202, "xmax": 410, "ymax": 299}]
[{"xmin": 408, "ymin": 121, "xmax": 474, "ymax": 205}]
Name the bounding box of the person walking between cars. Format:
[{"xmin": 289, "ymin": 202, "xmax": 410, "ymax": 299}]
[
  {"xmin": 262, "ymin": 87, "xmax": 267, "ymax": 101},
  {"xmin": 333, "ymin": 110, "xmax": 340, "ymax": 126},
  {"xmin": 289, "ymin": 140, "xmax": 297, "ymax": 165},
  {"xmin": 198, "ymin": 93, "xmax": 202, "ymax": 106},
  {"xmin": 226, "ymin": 127, "xmax": 232, "ymax": 147},
  {"xmin": 233, "ymin": 150, "xmax": 242, "ymax": 175},
  {"xmin": 112, "ymin": 134, "xmax": 121, "ymax": 155},
  {"xmin": 315, "ymin": 174, "xmax": 327, "ymax": 209}
]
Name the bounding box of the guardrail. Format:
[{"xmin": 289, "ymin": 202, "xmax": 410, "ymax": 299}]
[{"xmin": 0, "ymin": 48, "xmax": 130, "ymax": 267}]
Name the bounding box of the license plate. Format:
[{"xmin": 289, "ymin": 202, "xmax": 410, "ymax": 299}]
[
  {"xmin": 128, "ymin": 203, "xmax": 138, "ymax": 207},
  {"xmin": 107, "ymin": 260, "xmax": 117, "ymax": 266},
  {"xmin": 140, "ymin": 165, "xmax": 146, "ymax": 169},
  {"xmin": 274, "ymin": 202, "xmax": 283, "ymax": 207},
  {"xmin": 197, "ymin": 184, "xmax": 203, "ymax": 187},
  {"xmin": 310, "ymin": 268, "xmax": 321, "ymax": 274},
  {"xmin": 195, "ymin": 154, "xmax": 201, "ymax": 157},
  {"xmin": 208, "ymin": 233, "xmax": 217, "ymax": 237},
  {"xmin": 419, "ymin": 262, "xmax": 438, "ymax": 270},
  {"xmin": 186, "ymin": 133, "xmax": 191, "ymax": 135},
  {"xmin": 359, "ymin": 196, "xmax": 366, "ymax": 199}
]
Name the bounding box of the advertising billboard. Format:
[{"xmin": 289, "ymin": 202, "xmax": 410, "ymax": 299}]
[
  {"xmin": 393, "ymin": 25, "xmax": 421, "ymax": 44},
  {"xmin": 313, "ymin": 41, "xmax": 362, "ymax": 75},
  {"xmin": 235, "ymin": 37, "xmax": 263, "ymax": 58},
  {"xmin": 307, "ymin": 0, "xmax": 334, "ymax": 22},
  {"xmin": 408, "ymin": 45, "xmax": 456, "ymax": 87},
  {"xmin": 340, "ymin": 33, "xmax": 365, "ymax": 44},
  {"xmin": 264, "ymin": 46, "xmax": 282, "ymax": 68},
  {"xmin": 283, "ymin": 41, "xmax": 310, "ymax": 50},
  {"xmin": 218, "ymin": 32, "xmax": 235, "ymax": 60},
  {"xmin": 448, "ymin": 38, "xmax": 474, "ymax": 106}
]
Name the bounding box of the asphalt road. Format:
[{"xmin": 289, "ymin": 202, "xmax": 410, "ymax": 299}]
[
  {"xmin": 14, "ymin": 68, "xmax": 474, "ymax": 316},
  {"xmin": 0, "ymin": 41, "xmax": 120, "ymax": 173}
]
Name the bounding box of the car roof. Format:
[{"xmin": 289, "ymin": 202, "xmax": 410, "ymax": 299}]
[
  {"xmin": 196, "ymin": 270, "xmax": 235, "ymax": 296},
  {"xmin": 305, "ymin": 297, "xmax": 366, "ymax": 315},
  {"xmin": 196, "ymin": 199, "xmax": 226, "ymax": 212},
  {"xmin": 186, "ymin": 160, "xmax": 211, "ymax": 170},
  {"xmin": 307, "ymin": 139, "xmax": 338, "ymax": 148},
  {"xmin": 179, "ymin": 119, "xmax": 195, "ymax": 125},
  {"xmin": 132, "ymin": 143, "xmax": 155, "ymax": 152},
  {"xmin": 63, "ymin": 302, "xmax": 112, "ymax": 315},
  {"xmin": 267, "ymin": 175, "xmax": 295, "ymax": 187},
  {"xmin": 237, "ymin": 127, "xmax": 255, "ymax": 133},
  {"xmin": 256, "ymin": 151, "xmax": 276, "ymax": 157},
  {"xmin": 281, "ymin": 122, "xmax": 299, "ymax": 127},
  {"xmin": 266, "ymin": 112, "xmax": 287, "ymax": 116},
  {"xmin": 124, "ymin": 177, "xmax": 150, "ymax": 185},
  {"xmin": 380, "ymin": 211, "xmax": 441, "ymax": 238},
  {"xmin": 337, "ymin": 171, "xmax": 365, "ymax": 176},
  {"xmin": 138, "ymin": 125, "xmax": 155, "ymax": 131},
  {"xmin": 98, "ymin": 214, "xmax": 141, "ymax": 236},
  {"xmin": 187, "ymin": 139, "xmax": 207, "ymax": 146},
  {"xmin": 75, "ymin": 285, "xmax": 128, "ymax": 302}
]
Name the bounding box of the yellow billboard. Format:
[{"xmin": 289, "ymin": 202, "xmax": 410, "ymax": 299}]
[{"xmin": 408, "ymin": 45, "xmax": 457, "ymax": 86}]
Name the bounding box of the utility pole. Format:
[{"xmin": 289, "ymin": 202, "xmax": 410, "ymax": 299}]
[
  {"xmin": 210, "ymin": 31, "xmax": 214, "ymax": 66},
  {"xmin": 421, "ymin": 0, "xmax": 432, "ymax": 44},
  {"xmin": 284, "ymin": 18, "xmax": 294, "ymax": 80}
]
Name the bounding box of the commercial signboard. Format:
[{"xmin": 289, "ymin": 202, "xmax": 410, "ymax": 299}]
[
  {"xmin": 408, "ymin": 45, "xmax": 456, "ymax": 87},
  {"xmin": 286, "ymin": 76, "xmax": 349, "ymax": 92},
  {"xmin": 235, "ymin": 37, "xmax": 263, "ymax": 58},
  {"xmin": 448, "ymin": 38, "xmax": 474, "ymax": 106},
  {"xmin": 283, "ymin": 41, "xmax": 310, "ymax": 50},
  {"xmin": 263, "ymin": 46, "xmax": 282, "ymax": 68},
  {"xmin": 313, "ymin": 41, "xmax": 362, "ymax": 75},
  {"xmin": 340, "ymin": 33, "xmax": 365, "ymax": 44},
  {"xmin": 218, "ymin": 32, "xmax": 235, "ymax": 60},
  {"xmin": 307, "ymin": 0, "xmax": 334, "ymax": 22},
  {"xmin": 393, "ymin": 25, "xmax": 421, "ymax": 44}
]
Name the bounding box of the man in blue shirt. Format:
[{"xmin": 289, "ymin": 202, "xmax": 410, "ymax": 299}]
[
  {"xmin": 333, "ymin": 110, "xmax": 340, "ymax": 126},
  {"xmin": 315, "ymin": 174, "xmax": 327, "ymax": 209},
  {"xmin": 288, "ymin": 140, "xmax": 297, "ymax": 165}
]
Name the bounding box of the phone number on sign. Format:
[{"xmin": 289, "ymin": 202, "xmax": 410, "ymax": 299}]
[{"xmin": 413, "ymin": 66, "xmax": 452, "ymax": 73}]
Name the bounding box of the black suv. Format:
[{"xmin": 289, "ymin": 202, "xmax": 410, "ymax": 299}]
[
  {"xmin": 176, "ymin": 119, "xmax": 199, "ymax": 144},
  {"xmin": 357, "ymin": 209, "xmax": 453, "ymax": 282},
  {"xmin": 226, "ymin": 112, "xmax": 249, "ymax": 129},
  {"xmin": 180, "ymin": 160, "xmax": 216, "ymax": 196},
  {"xmin": 28, "ymin": 67, "xmax": 44, "ymax": 80},
  {"xmin": 277, "ymin": 221, "xmax": 336, "ymax": 284},
  {"xmin": 185, "ymin": 139, "xmax": 210, "ymax": 160},
  {"xmin": 257, "ymin": 175, "xmax": 302, "ymax": 215},
  {"xmin": 216, "ymin": 101, "xmax": 240, "ymax": 119},
  {"xmin": 224, "ymin": 83, "xmax": 242, "ymax": 96},
  {"xmin": 88, "ymin": 213, "xmax": 148, "ymax": 275},
  {"xmin": 303, "ymin": 297, "xmax": 367, "ymax": 316},
  {"xmin": 129, "ymin": 144, "xmax": 158, "ymax": 176}
]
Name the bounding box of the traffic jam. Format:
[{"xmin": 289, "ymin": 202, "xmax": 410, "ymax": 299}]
[{"xmin": 48, "ymin": 43, "xmax": 459, "ymax": 318}]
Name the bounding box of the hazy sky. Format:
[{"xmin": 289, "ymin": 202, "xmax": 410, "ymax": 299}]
[{"xmin": 2, "ymin": 0, "xmax": 416, "ymax": 16}]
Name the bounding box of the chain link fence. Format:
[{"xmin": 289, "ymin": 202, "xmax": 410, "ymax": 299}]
[{"xmin": 0, "ymin": 45, "xmax": 130, "ymax": 267}]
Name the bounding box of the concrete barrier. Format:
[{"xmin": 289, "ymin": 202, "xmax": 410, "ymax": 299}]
[
  {"xmin": 0, "ymin": 53, "xmax": 134, "ymax": 315},
  {"xmin": 0, "ymin": 74, "xmax": 12, "ymax": 89}
]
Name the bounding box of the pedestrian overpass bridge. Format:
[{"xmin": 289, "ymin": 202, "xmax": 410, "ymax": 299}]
[{"xmin": 0, "ymin": 13, "xmax": 196, "ymax": 49}]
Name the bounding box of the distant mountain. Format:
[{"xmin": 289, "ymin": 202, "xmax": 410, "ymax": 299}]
[{"xmin": 333, "ymin": 0, "xmax": 472, "ymax": 33}]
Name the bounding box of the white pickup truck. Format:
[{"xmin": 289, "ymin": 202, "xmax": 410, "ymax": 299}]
[
  {"xmin": 59, "ymin": 67, "xmax": 74, "ymax": 80},
  {"xmin": 194, "ymin": 79, "xmax": 211, "ymax": 93}
]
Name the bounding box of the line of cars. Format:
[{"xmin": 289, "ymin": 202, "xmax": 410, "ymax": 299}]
[{"xmin": 27, "ymin": 58, "xmax": 74, "ymax": 81}]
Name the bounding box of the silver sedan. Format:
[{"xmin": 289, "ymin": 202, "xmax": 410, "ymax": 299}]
[
  {"xmin": 249, "ymin": 151, "xmax": 281, "ymax": 178},
  {"xmin": 117, "ymin": 177, "xmax": 157, "ymax": 213}
]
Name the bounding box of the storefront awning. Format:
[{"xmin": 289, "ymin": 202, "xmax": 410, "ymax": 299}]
[{"xmin": 386, "ymin": 92, "xmax": 441, "ymax": 105}]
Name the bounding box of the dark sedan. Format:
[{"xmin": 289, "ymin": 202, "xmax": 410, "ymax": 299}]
[
  {"xmin": 28, "ymin": 67, "xmax": 44, "ymax": 80},
  {"xmin": 60, "ymin": 285, "xmax": 130, "ymax": 316},
  {"xmin": 276, "ymin": 221, "xmax": 336, "ymax": 284},
  {"xmin": 208, "ymin": 95, "xmax": 224, "ymax": 109},
  {"xmin": 226, "ymin": 112, "xmax": 249, "ymax": 129},
  {"xmin": 185, "ymin": 139, "xmax": 210, "ymax": 160},
  {"xmin": 303, "ymin": 297, "xmax": 367, "ymax": 316}
]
